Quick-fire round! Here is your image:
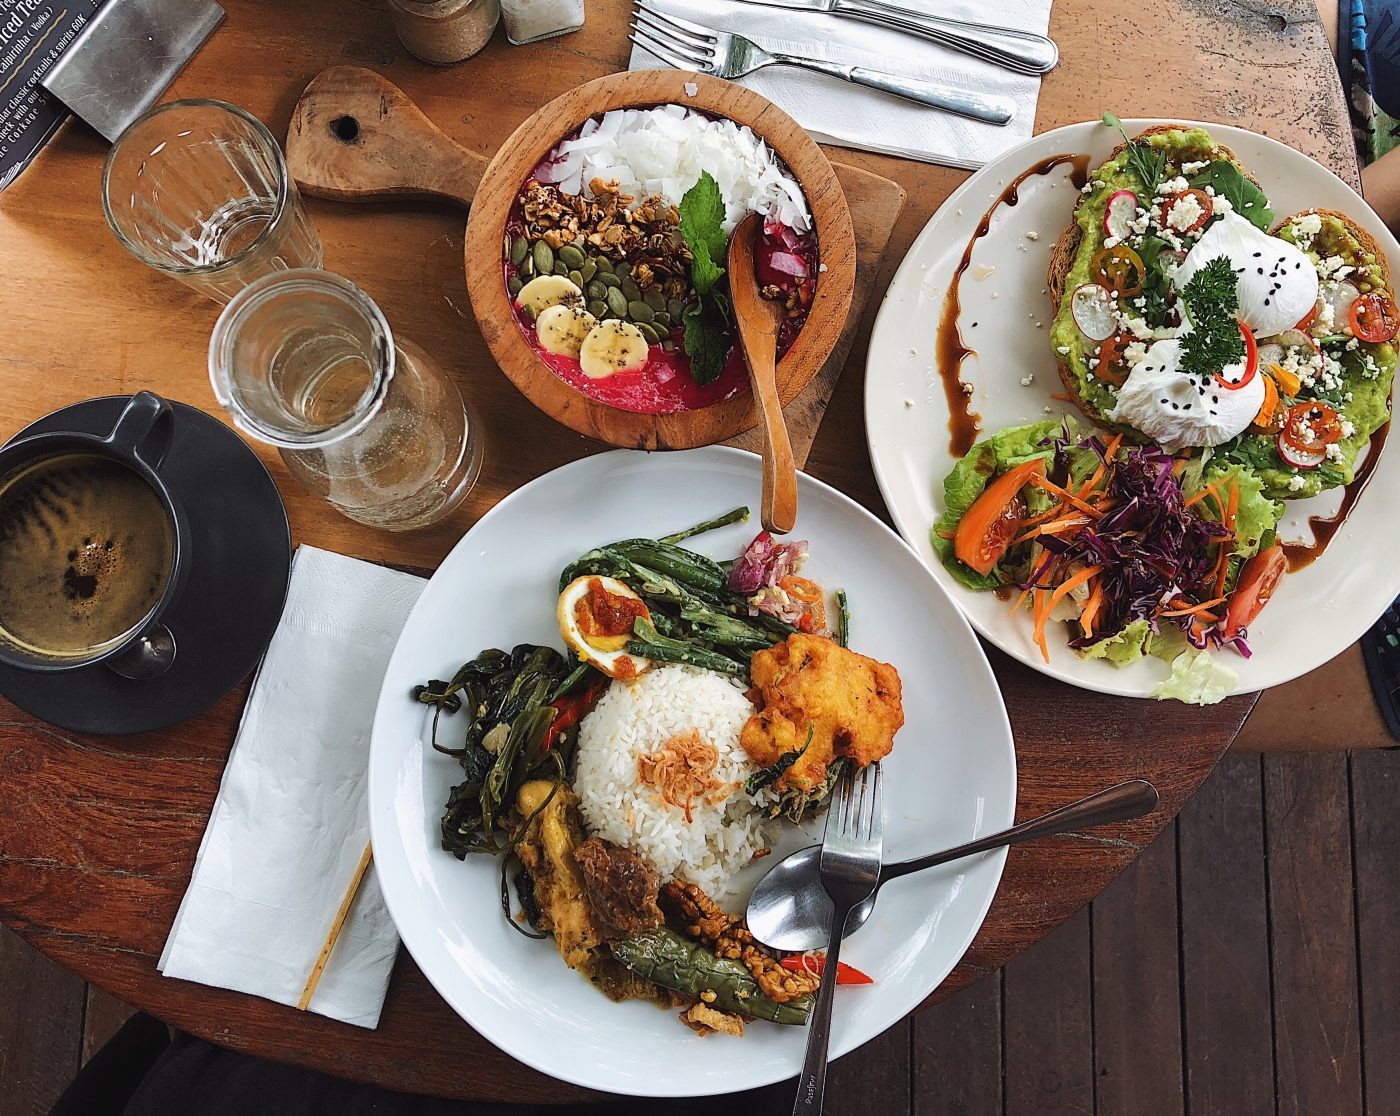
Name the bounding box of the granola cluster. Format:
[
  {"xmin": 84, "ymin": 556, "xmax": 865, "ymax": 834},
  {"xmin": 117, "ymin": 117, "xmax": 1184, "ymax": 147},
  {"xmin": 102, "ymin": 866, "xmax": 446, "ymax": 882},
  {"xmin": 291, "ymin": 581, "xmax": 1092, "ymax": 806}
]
[{"xmin": 519, "ymin": 178, "xmax": 691, "ymax": 300}]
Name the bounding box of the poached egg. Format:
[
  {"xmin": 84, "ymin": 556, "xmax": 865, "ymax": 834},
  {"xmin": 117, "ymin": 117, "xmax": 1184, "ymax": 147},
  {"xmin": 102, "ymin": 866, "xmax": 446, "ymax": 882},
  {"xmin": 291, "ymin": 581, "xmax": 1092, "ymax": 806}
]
[
  {"xmin": 1109, "ymin": 337, "xmax": 1265, "ymax": 452},
  {"xmin": 1172, "ymin": 211, "xmax": 1318, "ymax": 337}
]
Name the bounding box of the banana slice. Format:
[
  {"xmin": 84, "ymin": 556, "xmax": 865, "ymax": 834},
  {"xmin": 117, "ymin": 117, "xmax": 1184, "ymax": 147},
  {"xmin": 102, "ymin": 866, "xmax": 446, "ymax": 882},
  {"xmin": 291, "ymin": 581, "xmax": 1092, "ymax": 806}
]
[
  {"xmin": 536, "ymin": 304, "xmax": 596, "ymax": 358},
  {"xmin": 516, "ymin": 275, "xmax": 582, "ymax": 317},
  {"xmin": 578, "ymin": 320, "xmax": 651, "ymax": 379}
]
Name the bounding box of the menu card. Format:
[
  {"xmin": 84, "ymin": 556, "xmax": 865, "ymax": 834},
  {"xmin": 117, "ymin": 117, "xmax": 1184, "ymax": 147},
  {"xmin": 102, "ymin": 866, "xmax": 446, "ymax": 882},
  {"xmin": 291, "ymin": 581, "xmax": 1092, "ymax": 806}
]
[{"xmin": 0, "ymin": 0, "xmax": 104, "ymax": 192}]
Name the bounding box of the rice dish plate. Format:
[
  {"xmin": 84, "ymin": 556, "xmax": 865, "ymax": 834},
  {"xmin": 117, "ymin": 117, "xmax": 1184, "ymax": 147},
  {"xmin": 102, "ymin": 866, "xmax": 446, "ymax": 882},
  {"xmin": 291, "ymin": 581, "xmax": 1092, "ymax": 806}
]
[{"xmin": 573, "ymin": 663, "xmax": 772, "ymax": 901}]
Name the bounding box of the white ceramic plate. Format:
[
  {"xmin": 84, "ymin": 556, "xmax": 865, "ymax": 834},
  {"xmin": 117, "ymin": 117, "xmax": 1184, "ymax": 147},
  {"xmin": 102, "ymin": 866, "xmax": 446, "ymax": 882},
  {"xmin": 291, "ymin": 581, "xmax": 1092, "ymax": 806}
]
[
  {"xmin": 866, "ymin": 119, "xmax": 1400, "ymax": 698},
  {"xmin": 368, "ymin": 447, "xmax": 1015, "ymax": 1096}
]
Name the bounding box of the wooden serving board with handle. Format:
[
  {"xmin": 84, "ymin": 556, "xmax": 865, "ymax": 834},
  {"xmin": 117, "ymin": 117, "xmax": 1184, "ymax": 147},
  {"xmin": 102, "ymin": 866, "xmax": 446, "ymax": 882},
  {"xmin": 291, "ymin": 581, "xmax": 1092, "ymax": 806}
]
[{"xmin": 285, "ymin": 65, "xmax": 905, "ymax": 462}]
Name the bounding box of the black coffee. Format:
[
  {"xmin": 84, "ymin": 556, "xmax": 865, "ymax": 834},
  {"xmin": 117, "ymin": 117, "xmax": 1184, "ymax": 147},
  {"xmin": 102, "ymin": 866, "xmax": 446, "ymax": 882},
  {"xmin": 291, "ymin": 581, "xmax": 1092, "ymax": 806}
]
[{"xmin": 0, "ymin": 454, "xmax": 173, "ymax": 658}]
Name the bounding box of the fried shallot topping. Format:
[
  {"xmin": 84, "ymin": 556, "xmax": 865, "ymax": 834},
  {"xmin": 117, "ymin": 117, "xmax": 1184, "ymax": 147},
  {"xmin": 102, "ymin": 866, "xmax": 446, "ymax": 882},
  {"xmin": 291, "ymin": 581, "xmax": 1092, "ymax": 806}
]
[
  {"xmin": 660, "ymin": 880, "xmax": 820, "ymax": 1004},
  {"xmin": 637, "ymin": 730, "xmax": 725, "ymax": 823},
  {"xmin": 678, "ymin": 1001, "xmax": 746, "ymax": 1037}
]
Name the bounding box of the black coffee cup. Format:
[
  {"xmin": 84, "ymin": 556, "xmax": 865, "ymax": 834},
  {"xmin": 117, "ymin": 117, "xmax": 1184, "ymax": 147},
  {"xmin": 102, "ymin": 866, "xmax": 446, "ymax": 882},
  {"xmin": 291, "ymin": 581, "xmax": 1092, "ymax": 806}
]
[{"xmin": 0, "ymin": 392, "xmax": 190, "ymax": 678}]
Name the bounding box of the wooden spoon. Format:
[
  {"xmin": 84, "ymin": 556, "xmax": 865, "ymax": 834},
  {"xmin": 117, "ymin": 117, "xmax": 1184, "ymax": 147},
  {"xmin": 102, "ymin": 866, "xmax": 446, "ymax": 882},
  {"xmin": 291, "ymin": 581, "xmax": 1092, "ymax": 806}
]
[{"xmin": 727, "ymin": 214, "xmax": 798, "ymax": 534}]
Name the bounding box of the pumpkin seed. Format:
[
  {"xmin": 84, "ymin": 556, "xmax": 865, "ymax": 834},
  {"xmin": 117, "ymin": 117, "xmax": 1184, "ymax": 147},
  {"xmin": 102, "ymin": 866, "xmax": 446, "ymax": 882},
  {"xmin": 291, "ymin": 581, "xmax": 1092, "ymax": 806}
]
[
  {"xmin": 585, "ymin": 280, "xmax": 608, "ymax": 301},
  {"xmin": 599, "ymin": 272, "xmax": 622, "ymax": 289},
  {"xmin": 520, "ymin": 256, "xmax": 535, "ymax": 279},
  {"xmin": 643, "ymin": 287, "xmax": 666, "ymax": 311},
  {"xmin": 532, "ymin": 240, "xmax": 555, "ymax": 275},
  {"xmin": 652, "ymin": 311, "xmax": 671, "ymax": 329},
  {"xmin": 569, "ymin": 269, "xmax": 583, "ymax": 286},
  {"xmin": 629, "ymin": 300, "xmax": 655, "ymax": 324},
  {"xmin": 593, "ymin": 257, "xmax": 614, "ymax": 275},
  {"xmin": 637, "ymin": 321, "xmax": 661, "ymax": 344},
  {"xmin": 621, "ymin": 277, "xmax": 642, "ymax": 302},
  {"xmin": 614, "ymin": 260, "xmax": 632, "ymax": 279},
  {"xmin": 507, "ymin": 275, "xmax": 523, "ymax": 297},
  {"xmin": 587, "ymin": 299, "xmax": 609, "ymax": 318},
  {"xmin": 509, "ymin": 236, "xmax": 529, "ymax": 267},
  {"xmin": 667, "ymin": 299, "xmax": 685, "ymax": 320},
  {"xmin": 552, "ymin": 260, "xmax": 568, "ymax": 277},
  {"xmin": 559, "ymin": 244, "xmax": 585, "ymax": 269},
  {"xmin": 606, "ymin": 287, "xmax": 630, "ymax": 317},
  {"xmin": 579, "ymin": 260, "xmax": 598, "ymax": 283},
  {"xmin": 662, "ymin": 339, "xmax": 675, "ymax": 352}
]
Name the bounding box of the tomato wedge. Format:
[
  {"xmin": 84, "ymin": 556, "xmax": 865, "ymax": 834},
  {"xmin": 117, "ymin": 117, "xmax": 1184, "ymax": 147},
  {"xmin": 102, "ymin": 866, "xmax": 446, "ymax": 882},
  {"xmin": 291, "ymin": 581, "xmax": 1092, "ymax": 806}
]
[
  {"xmin": 1156, "ymin": 188, "xmax": 1212, "ymax": 234},
  {"xmin": 954, "ymin": 459, "xmax": 1046, "ymax": 576},
  {"xmin": 1214, "ymin": 322, "xmax": 1258, "ymax": 390},
  {"xmin": 780, "ymin": 955, "xmax": 875, "ymax": 985},
  {"xmin": 1348, "ymin": 291, "xmax": 1400, "ymax": 343},
  {"xmin": 1095, "ymin": 332, "xmax": 1132, "ymax": 386},
  {"xmin": 1091, "ymin": 245, "xmax": 1147, "ymax": 297},
  {"xmin": 1221, "ymin": 545, "xmax": 1287, "ymax": 641}
]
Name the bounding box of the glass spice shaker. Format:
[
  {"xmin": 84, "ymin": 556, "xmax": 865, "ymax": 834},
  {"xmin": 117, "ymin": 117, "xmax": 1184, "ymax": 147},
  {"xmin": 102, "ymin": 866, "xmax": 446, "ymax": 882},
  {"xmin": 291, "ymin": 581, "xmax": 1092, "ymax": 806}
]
[
  {"xmin": 209, "ymin": 270, "xmax": 484, "ymax": 532},
  {"xmin": 389, "ymin": 0, "xmax": 500, "ymax": 64},
  {"xmin": 500, "ymin": 0, "xmax": 584, "ymax": 45}
]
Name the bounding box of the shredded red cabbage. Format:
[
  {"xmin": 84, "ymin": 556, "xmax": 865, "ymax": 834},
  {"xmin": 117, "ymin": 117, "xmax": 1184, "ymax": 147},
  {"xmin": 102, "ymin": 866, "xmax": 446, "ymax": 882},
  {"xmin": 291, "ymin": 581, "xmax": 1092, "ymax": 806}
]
[{"xmin": 1023, "ymin": 443, "xmax": 1232, "ymax": 651}]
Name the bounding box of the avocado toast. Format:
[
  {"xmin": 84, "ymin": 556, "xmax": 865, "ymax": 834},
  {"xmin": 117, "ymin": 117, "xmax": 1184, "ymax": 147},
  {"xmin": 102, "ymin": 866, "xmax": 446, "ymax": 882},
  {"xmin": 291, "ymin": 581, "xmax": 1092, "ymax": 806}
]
[{"xmin": 1046, "ymin": 119, "xmax": 1396, "ymax": 500}]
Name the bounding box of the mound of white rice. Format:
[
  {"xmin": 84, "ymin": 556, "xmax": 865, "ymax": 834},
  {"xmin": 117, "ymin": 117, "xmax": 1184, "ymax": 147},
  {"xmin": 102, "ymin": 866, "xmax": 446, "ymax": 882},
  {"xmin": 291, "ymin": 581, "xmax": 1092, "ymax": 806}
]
[{"xmin": 574, "ymin": 664, "xmax": 772, "ymax": 901}]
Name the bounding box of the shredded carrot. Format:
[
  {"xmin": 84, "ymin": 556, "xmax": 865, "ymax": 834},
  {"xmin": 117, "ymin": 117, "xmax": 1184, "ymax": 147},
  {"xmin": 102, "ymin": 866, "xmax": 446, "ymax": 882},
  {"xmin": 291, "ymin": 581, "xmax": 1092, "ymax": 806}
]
[
  {"xmin": 1184, "ymin": 482, "xmax": 1220, "ymax": 509},
  {"xmin": 1011, "ymin": 515, "xmax": 1092, "ymax": 546},
  {"xmin": 779, "ymin": 576, "xmax": 823, "ymax": 604},
  {"xmin": 1158, "ymin": 596, "xmax": 1226, "ymax": 618},
  {"xmin": 1079, "ymin": 581, "xmax": 1104, "ymax": 637},
  {"xmin": 1048, "ymin": 392, "xmax": 1073, "ymax": 402},
  {"xmin": 1076, "ymin": 434, "xmax": 1123, "ymax": 498},
  {"xmin": 1048, "ymin": 565, "xmax": 1103, "ymax": 612},
  {"xmin": 1027, "ymin": 474, "xmax": 1100, "ymax": 516},
  {"xmin": 1031, "ymin": 589, "xmax": 1052, "ymax": 663}
]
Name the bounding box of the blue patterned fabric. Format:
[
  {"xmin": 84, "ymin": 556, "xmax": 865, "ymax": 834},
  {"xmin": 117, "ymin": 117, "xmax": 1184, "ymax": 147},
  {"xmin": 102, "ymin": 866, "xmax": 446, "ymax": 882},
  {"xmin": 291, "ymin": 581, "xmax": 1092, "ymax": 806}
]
[{"xmin": 1343, "ymin": 0, "xmax": 1400, "ymax": 163}]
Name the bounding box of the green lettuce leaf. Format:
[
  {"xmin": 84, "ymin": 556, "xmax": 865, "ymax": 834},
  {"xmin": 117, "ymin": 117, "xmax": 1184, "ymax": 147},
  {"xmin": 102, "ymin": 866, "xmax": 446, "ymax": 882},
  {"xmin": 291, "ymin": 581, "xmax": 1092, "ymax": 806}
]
[
  {"xmin": 1079, "ymin": 618, "xmax": 1153, "ymax": 664},
  {"xmin": 1189, "ymin": 463, "xmax": 1284, "ymax": 561},
  {"xmin": 931, "ymin": 419, "xmax": 1072, "ymax": 590},
  {"xmin": 1188, "ymin": 161, "xmax": 1273, "ymax": 231},
  {"xmin": 1151, "ymin": 647, "xmax": 1238, "ymax": 705}
]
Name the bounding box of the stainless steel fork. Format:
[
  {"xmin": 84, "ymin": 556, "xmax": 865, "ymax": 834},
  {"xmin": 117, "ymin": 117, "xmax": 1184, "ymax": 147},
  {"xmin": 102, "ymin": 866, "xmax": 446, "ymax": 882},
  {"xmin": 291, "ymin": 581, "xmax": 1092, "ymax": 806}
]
[
  {"xmin": 793, "ymin": 762, "xmax": 884, "ymax": 1116},
  {"xmin": 630, "ymin": 2, "xmax": 1014, "ymax": 126}
]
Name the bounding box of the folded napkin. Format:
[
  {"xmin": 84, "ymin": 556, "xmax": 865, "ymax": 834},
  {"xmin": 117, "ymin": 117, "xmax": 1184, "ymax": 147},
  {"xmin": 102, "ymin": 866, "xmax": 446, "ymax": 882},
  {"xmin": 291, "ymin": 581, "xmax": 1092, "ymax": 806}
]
[
  {"xmin": 159, "ymin": 545, "xmax": 426, "ymax": 1029},
  {"xmin": 627, "ymin": 0, "xmax": 1051, "ymax": 168}
]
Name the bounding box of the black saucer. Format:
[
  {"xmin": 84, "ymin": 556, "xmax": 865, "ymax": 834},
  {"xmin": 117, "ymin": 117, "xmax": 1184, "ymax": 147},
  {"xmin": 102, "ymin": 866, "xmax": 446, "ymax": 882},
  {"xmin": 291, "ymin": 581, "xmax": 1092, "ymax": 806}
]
[{"xmin": 0, "ymin": 397, "xmax": 292, "ymax": 734}]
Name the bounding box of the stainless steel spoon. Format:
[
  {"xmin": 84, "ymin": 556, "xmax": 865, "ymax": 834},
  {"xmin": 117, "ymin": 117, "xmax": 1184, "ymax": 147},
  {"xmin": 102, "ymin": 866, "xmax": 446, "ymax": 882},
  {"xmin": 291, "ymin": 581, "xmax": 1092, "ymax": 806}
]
[{"xmin": 746, "ymin": 779, "xmax": 1159, "ymax": 951}]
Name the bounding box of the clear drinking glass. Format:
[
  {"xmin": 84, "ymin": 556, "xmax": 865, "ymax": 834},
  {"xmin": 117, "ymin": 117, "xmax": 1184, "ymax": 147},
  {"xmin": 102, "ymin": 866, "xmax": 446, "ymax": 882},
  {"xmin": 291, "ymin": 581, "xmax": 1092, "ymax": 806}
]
[
  {"xmin": 209, "ymin": 270, "xmax": 482, "ymax": 531},
  {"xmin": 102, "ymin": 99, "xmax": 323, "ymax": 304}
]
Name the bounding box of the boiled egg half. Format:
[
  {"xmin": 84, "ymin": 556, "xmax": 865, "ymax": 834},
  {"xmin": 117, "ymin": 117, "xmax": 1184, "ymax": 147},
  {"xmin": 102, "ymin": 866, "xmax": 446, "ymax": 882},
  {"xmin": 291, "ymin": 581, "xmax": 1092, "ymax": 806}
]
[{"xmin": 557, "ymin": 575, "xmax": 653, "ymax": 680}]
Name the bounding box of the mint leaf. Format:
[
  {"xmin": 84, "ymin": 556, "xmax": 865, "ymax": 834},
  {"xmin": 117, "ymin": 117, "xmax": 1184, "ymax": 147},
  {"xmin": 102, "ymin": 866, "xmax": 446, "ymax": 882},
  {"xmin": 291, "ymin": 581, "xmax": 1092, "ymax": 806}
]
[
  {"xmin": 683, "ymin": 298, "xmax": 727, "ymax": 386},
  {"xmin": 689, "ymin": 237, "xmax": 723, "ymax": 296},
  {"xmin": 1188, "ymin": 161, "xmax": 1273, "ymax": 231},
  {"xmin": 679, "ymin": 171, "xmax": 726, "ymax": 265}
]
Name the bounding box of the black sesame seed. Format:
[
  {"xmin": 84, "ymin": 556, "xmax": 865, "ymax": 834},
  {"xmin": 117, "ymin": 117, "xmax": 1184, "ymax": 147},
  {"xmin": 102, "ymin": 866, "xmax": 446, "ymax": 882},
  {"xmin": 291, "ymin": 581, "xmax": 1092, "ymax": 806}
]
[{"xmin": 1253, "ymin": 251, "xmax": 1262, "ymax": 258}]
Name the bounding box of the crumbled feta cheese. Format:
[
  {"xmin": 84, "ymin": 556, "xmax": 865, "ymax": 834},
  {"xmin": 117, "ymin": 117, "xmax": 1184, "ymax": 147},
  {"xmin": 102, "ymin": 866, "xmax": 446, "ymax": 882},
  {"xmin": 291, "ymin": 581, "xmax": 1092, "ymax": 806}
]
[
  {"xmin": 1020, "ymin": 373, "xmax": 1036, "ymax": 386},
  {"xmin": 1181, "ymin": 160, "xmax": 1211, "ymax": 174},
  {"xmin": 1026, "ymin": 230, "xmax": 1040, "ymax": 241},
  {"xmin": 1056, "ymin": 345, "xmax": 1071, "ymax": 355},
  {"xmin": 1341, "ymin": 418, "xmax": 1356, "ymax": 438},
  {"xmin": 1288, "ymin": 474, "xmax": 1308, "ymax": 491},
  {"xmin": 1291, "ymin": 213, "xmax": 1323, "ymax": 238},
  {"xmin": 1164, "ymin": 192, "xmax": 1204, "ymax": 231},
  {"xmin": 961, "ymin": 382, "xmax": 974, "ymax": 396},
  {"xmin": 1103, "ymin": 235, "xmax": 1121, "ymax": 249},
  {"xmin": 1212, "ymin": 194, "xmax": 1234, "ymax": 214},
  {"xmin": 1316, "ymin": 299, "xmax": 1336, "ymax": 332},
  {"xmin": 1325, "ymin": 442, "xmax": 1344, "ymax": 461},
  {"xmin": 1124, "ymin": 340, "xmax": 1149, "ymax": 366},
  {"xmin": 1157, "ymin": 175, "xmax": 1189, "ymax": 196}
]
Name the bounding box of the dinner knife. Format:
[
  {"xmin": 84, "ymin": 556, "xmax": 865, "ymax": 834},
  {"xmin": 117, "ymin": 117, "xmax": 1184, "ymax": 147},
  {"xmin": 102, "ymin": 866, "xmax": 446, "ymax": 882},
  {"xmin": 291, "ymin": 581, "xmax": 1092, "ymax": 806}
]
[{"xmin": 731, "ymin": 0, "xmax": 1059, "ymax": 76}]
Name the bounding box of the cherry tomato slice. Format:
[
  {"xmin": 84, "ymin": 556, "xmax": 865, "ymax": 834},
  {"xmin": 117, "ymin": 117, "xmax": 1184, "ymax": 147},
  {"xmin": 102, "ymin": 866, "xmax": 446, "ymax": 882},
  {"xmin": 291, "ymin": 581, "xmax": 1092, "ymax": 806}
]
[
  {"xmin": 1221, "ymin": 545, "xmax": 1287, "ymax": 641},
  {"xmin": 1155, "ymin": 188, "xmax": 1213, "ymax": 235},
  {"xmin": 1214, "ymin": 322, "xmax": 1259, "ymax": 390},
  {"xmin": 1294, "ymin": 301, "xmax": 1319, "ymax": 333},
  {"xmin": 1348, "ymin": 291, "xmax": 1400, "ymax": 343},
  {"xmin": 953, "ymin": 459, "xmax": 1045, "ymax": 576},
  {"xmin": 1091, "ymin": 245, "xmax": 1147, "ymax": 297},
  {"xmin": 1095, "ymin": 332, "xmax": 1132, "ymax": 386},
  {"xmin": 1279, "ymin": 401, "xmax": 1344, "ymax": 457}
]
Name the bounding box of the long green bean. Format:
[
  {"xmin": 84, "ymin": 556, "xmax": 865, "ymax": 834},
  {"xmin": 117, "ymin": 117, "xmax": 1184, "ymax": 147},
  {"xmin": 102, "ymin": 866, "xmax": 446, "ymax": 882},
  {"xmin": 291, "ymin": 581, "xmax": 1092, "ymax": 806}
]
[
  {"xmin": 627, "ymin": 618, "xmax": 749, "ymax": 677},
  {"xmin": 658, "ymin": 506, "xmax": 750, "ymax": 544}
]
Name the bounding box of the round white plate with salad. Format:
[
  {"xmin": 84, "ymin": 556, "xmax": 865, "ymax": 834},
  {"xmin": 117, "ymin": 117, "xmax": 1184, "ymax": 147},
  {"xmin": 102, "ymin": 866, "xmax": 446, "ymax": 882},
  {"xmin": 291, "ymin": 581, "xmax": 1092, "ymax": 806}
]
[
  {"xmin": 367, "ymin": 447, "xmax": 1016, "ymax": 1095},
  {"xmin": 866, "ymin": 117, "xmax": 1400, "ymax": 702}
]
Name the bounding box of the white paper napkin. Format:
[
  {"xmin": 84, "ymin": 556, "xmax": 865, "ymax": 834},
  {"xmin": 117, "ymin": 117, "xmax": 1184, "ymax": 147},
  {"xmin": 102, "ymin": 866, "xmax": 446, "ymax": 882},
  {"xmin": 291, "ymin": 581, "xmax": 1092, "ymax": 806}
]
[
  {"xmin": 158, "ymin": 545, "xmax": 427, "ymax": 1029},
  {"xmin": 627, "ymin": 0, "xmax": 1052, "ymax": 168}
]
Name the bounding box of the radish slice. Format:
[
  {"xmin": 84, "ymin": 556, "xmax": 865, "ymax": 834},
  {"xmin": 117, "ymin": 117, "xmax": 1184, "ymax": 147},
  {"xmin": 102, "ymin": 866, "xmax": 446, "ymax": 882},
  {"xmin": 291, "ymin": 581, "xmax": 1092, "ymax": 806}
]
[
  {"xmin": 1071, "ymin": 283, "xmax": 1117, "ymax": 341},
  {"xmin": 1256, "ymin": 342, "xmax": 1284, "ymax": 369},
  {"xmin": 1269, "ymin": 328, "xmax": 1323, "ymax": 362},
  {"xmin": 1102, "ymin": 189, "xmax": 1139, "ymax": 240},
  {"xmin": 1276, "ymin": 434, "xmax": 1325, "ymax": 469},
  {"xmin": 1319, "ymin": 279, "xmax": 1361, "ymax": 332}
]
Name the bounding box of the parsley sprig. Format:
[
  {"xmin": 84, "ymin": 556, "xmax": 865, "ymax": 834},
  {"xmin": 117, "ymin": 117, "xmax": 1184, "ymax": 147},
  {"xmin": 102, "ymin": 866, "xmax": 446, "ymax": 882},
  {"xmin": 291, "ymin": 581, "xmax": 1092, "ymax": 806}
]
[
  {"xmin": 677, "ymin": 171, "xmax": 732, "ymax": 386},
  {"xmin": 1103, "ymin": 112, "xmax": 1165, "ymax": 198},
  {"xmin": 1179, "ymin": 256, "xmax": 1245, "ymax": 379}
]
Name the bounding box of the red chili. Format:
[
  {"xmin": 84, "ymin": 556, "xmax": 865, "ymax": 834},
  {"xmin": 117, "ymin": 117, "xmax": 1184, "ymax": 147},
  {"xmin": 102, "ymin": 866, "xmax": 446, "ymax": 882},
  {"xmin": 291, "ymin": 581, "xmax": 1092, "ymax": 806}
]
[
  {"xmin": 780, "ymin": 955, "xmax": 875, "ymax": 985},
  {"xmin": 542, "ymin": 673, "xmax": 608, "ymax": 751}
]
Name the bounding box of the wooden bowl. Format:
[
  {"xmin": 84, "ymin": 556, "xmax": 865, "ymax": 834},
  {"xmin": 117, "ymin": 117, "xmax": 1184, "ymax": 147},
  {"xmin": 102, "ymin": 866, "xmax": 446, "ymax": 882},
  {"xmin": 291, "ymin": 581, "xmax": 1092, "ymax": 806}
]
[{"xmin": 463, "ymin": 71, "xmax": 856, "ymax": 450}]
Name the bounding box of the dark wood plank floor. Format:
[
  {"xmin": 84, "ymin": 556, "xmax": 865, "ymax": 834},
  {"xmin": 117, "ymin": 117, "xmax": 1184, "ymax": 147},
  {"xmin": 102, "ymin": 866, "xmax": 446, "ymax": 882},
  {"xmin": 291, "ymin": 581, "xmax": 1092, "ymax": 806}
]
[{"xmin": 2, "ymin": 750, "xmax": 1395, "ymax": 1115}]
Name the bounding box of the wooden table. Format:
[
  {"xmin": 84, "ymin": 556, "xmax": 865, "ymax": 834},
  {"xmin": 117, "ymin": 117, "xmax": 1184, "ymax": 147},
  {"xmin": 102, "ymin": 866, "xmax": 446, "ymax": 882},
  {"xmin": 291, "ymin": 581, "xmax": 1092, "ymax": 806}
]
[{"xmin": 0, "ymin": 0, "xmax": 1353, "ymax": 1103}]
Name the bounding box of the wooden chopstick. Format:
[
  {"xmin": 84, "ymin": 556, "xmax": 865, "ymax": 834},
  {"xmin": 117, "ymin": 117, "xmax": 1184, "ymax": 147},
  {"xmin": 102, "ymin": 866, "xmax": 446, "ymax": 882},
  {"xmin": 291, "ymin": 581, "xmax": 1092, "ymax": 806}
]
[{"xmin": 297, "ymin": 842, "xmax": 374, "ymax": 1011}]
